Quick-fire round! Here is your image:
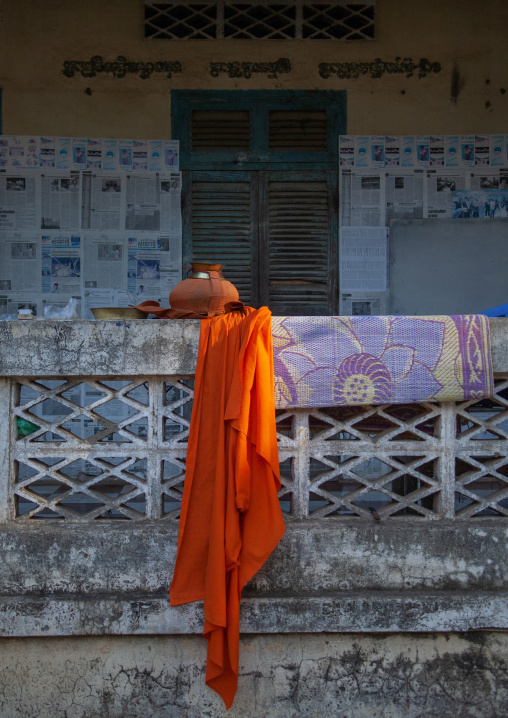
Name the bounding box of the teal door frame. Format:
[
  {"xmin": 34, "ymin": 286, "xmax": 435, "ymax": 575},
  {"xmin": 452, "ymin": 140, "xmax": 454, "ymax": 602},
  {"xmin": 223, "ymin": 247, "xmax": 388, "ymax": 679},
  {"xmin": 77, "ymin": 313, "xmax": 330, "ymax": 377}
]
[
  {"xmin": 172, "ymin": 89, "xmax": 346, "ymax": 314},
  {"xmin": 171, "ymin": 89, "xmax": 346, "ymax": 171}
]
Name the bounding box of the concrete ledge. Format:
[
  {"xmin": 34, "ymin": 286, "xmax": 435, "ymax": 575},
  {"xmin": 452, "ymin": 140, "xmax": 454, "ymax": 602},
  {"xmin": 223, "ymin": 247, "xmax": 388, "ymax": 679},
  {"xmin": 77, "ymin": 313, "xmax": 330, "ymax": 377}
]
[
  {"xmin": 489, "ymin": 317, "xmax": 508, "ymax": 372},
  {"xmin": 1, "ymin": 592, "xmax": 508, "ymax": 637},
  {"xmin": 2, "ymin": 522, "xmax": 508, "ymax": 598},
  {"xmin": 1, "ymin": 317, "xmax": 508, "ymax": 376},
  {"xmin": 2, "ymin": 521, "xmax": 508, "ymax": 637},
  {"xmin": 0, "ymin": 319, "xmax": 201, "ymax": 377}
]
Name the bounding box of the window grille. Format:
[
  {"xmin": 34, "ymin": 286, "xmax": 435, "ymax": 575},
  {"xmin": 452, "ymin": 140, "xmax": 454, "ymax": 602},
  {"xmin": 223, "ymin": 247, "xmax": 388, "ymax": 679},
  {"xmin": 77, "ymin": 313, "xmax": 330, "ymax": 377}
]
[
  {"xmin": 268, "ymin": 111, "xmax": 328, "ymax": 151},
  {"xmin": 144, "ymin": 1, "xmax": 375, "ymax": 40},
  {"xmin": 191, "ymin": 111, "xmax": 251, "ymax": 150},
  {"xmin": 9, "ymin": 374, "xmax": 508, "ymax": 522},
  {"xmin": 190, "ymin": 109, "xmax": 328, "ymax": 152}
]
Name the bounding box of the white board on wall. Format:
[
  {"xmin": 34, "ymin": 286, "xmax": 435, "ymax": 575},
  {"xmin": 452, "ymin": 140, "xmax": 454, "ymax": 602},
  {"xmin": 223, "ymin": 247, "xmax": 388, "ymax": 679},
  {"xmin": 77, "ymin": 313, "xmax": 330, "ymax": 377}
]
[{"xmin": 389, "ymin": 218, "xmax": 508, "ymax": 315}]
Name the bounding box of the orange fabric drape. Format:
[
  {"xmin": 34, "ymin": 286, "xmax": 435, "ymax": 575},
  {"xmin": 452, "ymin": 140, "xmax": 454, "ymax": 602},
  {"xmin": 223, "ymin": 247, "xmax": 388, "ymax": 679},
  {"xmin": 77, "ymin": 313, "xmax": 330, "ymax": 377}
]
[
  {"xmin": 132, "ymin": 299, "xmax": 222, "ymax": 319},
  {"xmin": 169, "ymin": 306, "xmax": 285, "ymax": 709}
]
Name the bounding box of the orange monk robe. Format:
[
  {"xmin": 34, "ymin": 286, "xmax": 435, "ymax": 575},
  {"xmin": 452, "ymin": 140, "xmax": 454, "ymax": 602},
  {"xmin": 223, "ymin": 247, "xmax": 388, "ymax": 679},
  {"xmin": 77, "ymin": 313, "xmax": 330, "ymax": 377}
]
[{"xmin": 169, "ymin": 306, "xmax": 285, "ymax": 709}]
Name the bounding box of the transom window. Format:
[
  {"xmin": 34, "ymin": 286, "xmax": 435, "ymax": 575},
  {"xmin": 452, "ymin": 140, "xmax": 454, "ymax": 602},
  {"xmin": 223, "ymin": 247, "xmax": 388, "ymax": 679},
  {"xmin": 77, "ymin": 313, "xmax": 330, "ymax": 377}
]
[{"xmin": 144, "ymin": 0, "xmax": 375, "ymax": 40}]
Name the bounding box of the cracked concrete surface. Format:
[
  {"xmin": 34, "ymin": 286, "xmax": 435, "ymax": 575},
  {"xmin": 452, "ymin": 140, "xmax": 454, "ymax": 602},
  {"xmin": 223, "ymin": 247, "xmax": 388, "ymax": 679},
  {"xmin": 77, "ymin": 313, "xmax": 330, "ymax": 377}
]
[
  {"xmin": 0, "ymin": 320, "xmax": 201, "ymax": 377},
  {"xmin": 1, "ymin": 633, "xmax": 508, "ymax": 717},
  {"xmin": 2, "ymin": 522, "xmax": 508, "ymax": 637},
  {"xmin": 0, "ymin": 318, "xmax": 508, "ymax": 377}
]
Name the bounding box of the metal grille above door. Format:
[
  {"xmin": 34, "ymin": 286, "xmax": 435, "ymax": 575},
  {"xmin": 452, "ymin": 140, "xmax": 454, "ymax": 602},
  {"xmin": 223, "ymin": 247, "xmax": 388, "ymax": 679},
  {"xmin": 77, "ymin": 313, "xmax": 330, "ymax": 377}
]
[{"xmin": 145, "ymin": 1, "xmax": 375, "ymax": 40}]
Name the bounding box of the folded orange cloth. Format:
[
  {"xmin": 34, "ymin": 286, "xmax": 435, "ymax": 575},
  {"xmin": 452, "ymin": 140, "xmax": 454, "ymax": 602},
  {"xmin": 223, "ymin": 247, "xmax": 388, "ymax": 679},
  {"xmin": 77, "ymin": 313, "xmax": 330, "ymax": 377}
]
[
  {"xmin": 130, "ymin": 300, "xmax": 205, "ymax": 318},
  {"xmin": 169, "ymin": 306, "xmax": 285, "ymax": 709},
  {"xmin": 132, "ymin": 299, "xmax": 244, "ymax": 319}
]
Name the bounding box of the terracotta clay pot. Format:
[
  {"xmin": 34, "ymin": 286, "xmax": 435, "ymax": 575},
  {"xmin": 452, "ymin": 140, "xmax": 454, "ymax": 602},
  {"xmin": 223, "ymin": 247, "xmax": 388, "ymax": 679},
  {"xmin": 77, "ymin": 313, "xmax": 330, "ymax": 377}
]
[{"xmin": 168, "ymin": 263, "xmax": 239, "ymax": 317}]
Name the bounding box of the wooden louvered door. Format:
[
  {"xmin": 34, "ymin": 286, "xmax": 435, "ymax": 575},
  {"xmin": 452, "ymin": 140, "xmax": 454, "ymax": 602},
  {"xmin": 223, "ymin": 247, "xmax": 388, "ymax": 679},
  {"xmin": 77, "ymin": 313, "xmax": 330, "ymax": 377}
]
[
  {"xmin": 183, "ymin": 171, "xmax": 259, "ymax": 306},
  {"xmin": 174, "ymin": 90, "xmax": 346, "ymax": 314},
  {"xmin": 260, "ymin": 170, "xmax": 337, "ymax": 315},
  {"xmin": 183, "ymin": 170, "xmax": 338, "ymax": 314}
]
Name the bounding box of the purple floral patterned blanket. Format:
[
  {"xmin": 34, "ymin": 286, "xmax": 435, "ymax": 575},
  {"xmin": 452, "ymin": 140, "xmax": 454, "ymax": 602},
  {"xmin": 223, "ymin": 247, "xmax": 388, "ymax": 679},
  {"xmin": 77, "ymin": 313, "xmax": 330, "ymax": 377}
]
[{"xmin": 272, "ymin": 315, "xmax": 493, "ymax": 408}]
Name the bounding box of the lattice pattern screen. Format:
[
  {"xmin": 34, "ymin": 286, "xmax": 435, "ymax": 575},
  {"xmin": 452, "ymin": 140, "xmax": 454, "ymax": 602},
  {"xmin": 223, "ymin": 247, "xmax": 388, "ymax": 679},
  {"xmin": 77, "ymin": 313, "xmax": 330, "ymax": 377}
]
[
  {"xmin": 11, "ymin": 378, "xmax": 193, "ymax": 521},
  {"xmin": 144, "ymin": 1, "xmax": 375, "ymax": 40},
  {"xmin": 9, "ymin": 375, "xmax": 508, "ymax": 521}
]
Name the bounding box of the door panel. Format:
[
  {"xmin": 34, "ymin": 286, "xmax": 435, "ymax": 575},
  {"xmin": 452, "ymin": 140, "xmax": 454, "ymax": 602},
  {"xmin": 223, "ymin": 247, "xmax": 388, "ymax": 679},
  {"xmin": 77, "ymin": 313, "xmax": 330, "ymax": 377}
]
[
  {"xmin": 184, "ymin": 170, "xmax": 337, "ymax": 314},
  {"xmin": 175, "ymin": 90, "xmax": 344, "ymax": 315},
  {"xmin": 261, "ymin": 172, "xmax": 337, "ymax": 314},
  {"xmin": 183, "ymin": 172, "xmax": 258, "ymax": 305}
]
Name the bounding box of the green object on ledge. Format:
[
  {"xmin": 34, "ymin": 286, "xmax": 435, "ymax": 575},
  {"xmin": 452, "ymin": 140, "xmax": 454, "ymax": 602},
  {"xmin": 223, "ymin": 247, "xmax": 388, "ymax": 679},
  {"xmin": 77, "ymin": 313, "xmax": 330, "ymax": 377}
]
[{"xmin": 16, "ymin": 417, "xmax": 40, "ymax": 437}]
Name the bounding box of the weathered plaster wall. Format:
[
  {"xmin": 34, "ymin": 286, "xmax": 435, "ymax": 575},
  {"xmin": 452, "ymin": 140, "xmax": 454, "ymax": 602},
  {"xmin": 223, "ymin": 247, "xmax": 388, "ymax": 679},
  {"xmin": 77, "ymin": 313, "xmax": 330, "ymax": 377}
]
[
  {"xmin": 2, "ymin": 633, "xmax": 508, "ymax": 718},
  {"xmin": 2, "ymin": 522, "xmax": 508, "ymax": 638},
  {"xmin": 0, "ymin": 0, "xmax": 507, "ymax": 137},
  {"xmin": 2, "ymin": 320, "xmax": 508, "ymax": 714}
]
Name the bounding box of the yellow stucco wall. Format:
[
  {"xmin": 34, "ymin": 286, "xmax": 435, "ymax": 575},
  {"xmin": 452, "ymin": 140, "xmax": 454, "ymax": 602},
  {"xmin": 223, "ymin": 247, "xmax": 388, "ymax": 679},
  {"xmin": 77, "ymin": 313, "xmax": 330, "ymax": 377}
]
[{"xmin": 0, "ymin": 0, "xmax": 507, "ymax": 138}]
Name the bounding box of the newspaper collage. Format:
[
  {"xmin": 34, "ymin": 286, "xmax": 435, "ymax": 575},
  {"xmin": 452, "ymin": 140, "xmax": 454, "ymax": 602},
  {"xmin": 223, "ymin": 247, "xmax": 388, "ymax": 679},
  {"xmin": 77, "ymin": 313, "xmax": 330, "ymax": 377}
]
[
  {"xmin": 339, "ymin": 134, "xmax": 508, "ymax": 315},
  {"xmin": 0, "ymin": 136, "xmax": 182, "ymax": 319}
]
